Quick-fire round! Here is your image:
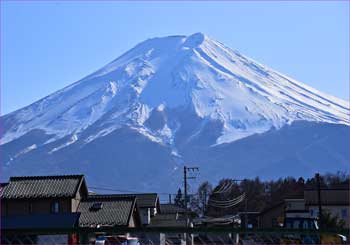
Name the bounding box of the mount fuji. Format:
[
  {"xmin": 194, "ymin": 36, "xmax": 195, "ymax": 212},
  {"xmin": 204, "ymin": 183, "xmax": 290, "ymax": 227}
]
[{"xmin": 1, "ymin": 33, "xmax": 349, "ymax": 193}]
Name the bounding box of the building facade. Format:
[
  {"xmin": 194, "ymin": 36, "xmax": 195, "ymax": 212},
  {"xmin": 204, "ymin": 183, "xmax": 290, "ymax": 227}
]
[
  {"xmin": 1, "ymin": 174, "xmax": 145, "ymax": 244},
  {"xmin": 304, "ymin": 184, "xmax": 350, "ymax": 228},
  {"xmin": 1, "ymin": 175, "xmax": 88, "ymax": 218}
]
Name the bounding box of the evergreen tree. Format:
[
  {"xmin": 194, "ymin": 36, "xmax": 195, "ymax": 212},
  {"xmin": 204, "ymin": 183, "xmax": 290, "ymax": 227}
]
[{"xmin": 174, "ymin": 188, "xmax": 185, "ymax": 208}]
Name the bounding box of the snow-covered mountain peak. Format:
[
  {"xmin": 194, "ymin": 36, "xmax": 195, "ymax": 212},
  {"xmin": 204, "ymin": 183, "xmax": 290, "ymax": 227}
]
[
  {"xmin": 2, "ymin": 33, "xmax": 349, "ymax": 147},
  {"xmin": 182, "ymin": 32, "xmax": 207, "ymax": 48}
]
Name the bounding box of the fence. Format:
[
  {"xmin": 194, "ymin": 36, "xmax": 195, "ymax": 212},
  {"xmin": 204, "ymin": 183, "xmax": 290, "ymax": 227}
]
[{"xmin": 2, "ymin": 227, "xmax": 349, "ymax": 244}]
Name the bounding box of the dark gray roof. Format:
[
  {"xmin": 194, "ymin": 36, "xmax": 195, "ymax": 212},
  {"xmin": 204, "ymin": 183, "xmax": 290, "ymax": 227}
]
[
  {"xmin": 1, "ymin": 213, "xmax": 80, "ymax": 230},
  {"xmin": 160, "ymin": 204, "xmax": 187, "ymax": 214},
  {"xmin": 91, "ymin": 193, "xmax": 159, "ymax": 208},
  {"xmin": 149, "ymin": 213, "xmax": 187, "ymax": 228},
  {"xmin": 0, "ymin": 183, "xmax": 8, "ymax": 197},
  {"xmin": 1, "ymin": 175, "xmax": 86, "ymax": 199},
  {"xmin": 78, "ymin": 196, "xmax": 137, "ymax": 227}
]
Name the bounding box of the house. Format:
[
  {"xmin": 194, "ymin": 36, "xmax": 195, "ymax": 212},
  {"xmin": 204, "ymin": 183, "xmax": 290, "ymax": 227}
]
[
  {"xmin": 1, "ymin": 175, "xmax": 88, "ymax": 244},
  {"xmin": 259, "ymin": 184, "xmax": 350, "ymax": 230},
  {"xmin": 149, "ymin": 204, "xmax": 189, "ymax": 228},
  {"xmin": 258, "ymin": 197, "xmax": 315, "ymax": 229},
  {"xmin": 159, "ymin": 203, "xmax": 187, "ymax": 215},
  {"xmin": 283, "ymin": 199, "xmax": 316, "ymax": 230},
  {"xmin": 1, "ymin": 175, "xmax": 87, "ymax": 222},
  {"xmin": 149, "ymin": 204, "xmax": 192, "ymax": 245},
  {"xmin": 104, "ymin": 193, "xmax": 160, "ymax": 225},
  {"xmin": 78, "ymin": 195, "xmax": 141, "ymax": 228},
  {"xmin": 304, "ymin": 184, "xmax": 350, "ymax": 227},
  {"xmin": 1, "ymin": 174, "xmax": 143, "ymax": 244},
  {"xmin": 258, "ymin": 201, "xmax": 285, "ymax": 228},
  {"xmin": 238, "ymin": 212, "xmax": 260, "ymax": 229}
]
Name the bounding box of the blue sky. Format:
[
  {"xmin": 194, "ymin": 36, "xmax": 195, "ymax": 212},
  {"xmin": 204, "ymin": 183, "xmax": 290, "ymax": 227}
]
[{"xmin": 1, "ymin": 1, "xmax": 349, "ymax": 115}]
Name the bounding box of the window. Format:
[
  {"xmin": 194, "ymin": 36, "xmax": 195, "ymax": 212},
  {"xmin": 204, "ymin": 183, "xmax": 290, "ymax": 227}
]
[
  {"xmin": 341, "ymin": 209, "xmax": 347, "ymax": 218},
  {"xmin": 5, "ymin": 203, "xmax": 8, "ymax": 216},
  {"xmin": 285, "ymin": 221, "xmax": 292, "ymax": 228},
  {"xmin": 27, "ymin": 203, "xmax": 33, "ymax": 214},
  {"xmin": 293, "ymin": 220, "xmax": 300, "ymax": 229},
  {"xmin": 310, "ymin": 209, "xmax": 318, "ymax": 217},
  {"xmin": 303, "ymin": 220, "xmax": 309, "ymax": 229},
  {"xmin": 51, "ymin": 201, "xmax": 60, "ymax": 213}
]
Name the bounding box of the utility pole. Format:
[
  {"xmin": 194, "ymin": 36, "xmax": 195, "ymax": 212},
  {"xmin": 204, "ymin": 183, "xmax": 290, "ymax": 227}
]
[
  {"xmin": 245, "ymin": 197, "xmax": 248, "ymax": 229},
  {"xmin": 203, "ymin": 191, "xmax": 207, "ymax": 215},
  {"xmin": 183, "ymin": 165, "xmax": 199, "ymax": 229},
  {"xmin": 184, "ymin": 166, "xmax": 187, "ymax": 208},
  {"xmin": 316, "ymin": 173, "xmax": 323, "ymax": 229},
  {"xmin": 183, "ymin": 166, "xmax": 199, "ymax": 208}
]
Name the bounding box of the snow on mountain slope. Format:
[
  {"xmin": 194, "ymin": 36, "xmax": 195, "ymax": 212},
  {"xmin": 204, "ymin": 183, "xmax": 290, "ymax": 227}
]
[{"xmin": 2, "ymin": 32, "xmax": 349, "ymax": 151}]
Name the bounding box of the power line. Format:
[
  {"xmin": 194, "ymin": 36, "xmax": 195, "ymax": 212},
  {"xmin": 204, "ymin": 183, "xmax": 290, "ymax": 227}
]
[
  {"xmin": 212, "ymin": 179, "xmax": 245, "ymax": 194},
  {"xmin": 89, "ymin": 186, "xmax": 141, "ymax": 193},
  {"xmin": 210, "ymin": 192, "xmax": 246, "ymax": 204},
  {"xmin": 220, "ymin": 182, "xmax": 234, "ymax": 193},
  {"xmin": 89, "ymin": 186, "xmax": 182, "ymax": 196},
  {"xmin": 212, "ymin": 182, "xmax": 228, "ymax": 194},
  {"xmin": 208, "ymin": 199, "xmax": 243, "ymax": 208},
  {"xmin": 208, "ymin": 193, "xmax": 246, "ymax": 208}
]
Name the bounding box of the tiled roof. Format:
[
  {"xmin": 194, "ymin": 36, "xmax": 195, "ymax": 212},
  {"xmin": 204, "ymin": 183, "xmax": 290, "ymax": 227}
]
[
  {"xmin": 78, "ymin": 196, "xmax": 137, "ymax": 227},
  {"xmin": 90, "ymin": 193, "xmax": 159, "ymax": 208},
  {"xmin": 160, "ymin": 204, "xmax": 187, "ymax": 214},
  {"xmin": 149, "ymin": 213, "xmax": 187, "ymax": 228},
  {"xmin": 1, "ymin": 175, "xmax": 86, "ymax": 199},
  {"xmin": 0, "ymin": 183, "xmax": 9, "ymax": 197}
]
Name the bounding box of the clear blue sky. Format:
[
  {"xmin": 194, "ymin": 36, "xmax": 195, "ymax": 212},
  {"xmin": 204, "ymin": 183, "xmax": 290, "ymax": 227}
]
[{"xmin": 1, "ymin": 1, "xmax": 349, "ymax": 115}]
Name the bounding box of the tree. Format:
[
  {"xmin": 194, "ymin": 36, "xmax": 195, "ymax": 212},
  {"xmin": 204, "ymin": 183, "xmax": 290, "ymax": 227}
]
[
  {"xmin": 200, "ymin": 172, "xmax": 346, "ymax": 220},
  {"xmin": 207, "ymin": 176, "xmax": 306, "ymax": 216},
  {"xmin": 321, "ymin": 210, "xmax": 346, "ymax": 230},
  {"xmin": 306, "ymin": 172, "xmax": 350, "ymax": 187},
  {"xmin": 198, "ymin": 181, "xmax": 212, "ymax": 213},
  {"xmin": 191, "ymin": 181, "xmax": 213, "ymax": 216},
  {"xmin": 174, "ymin": 188, "xmax": 185, "ymax": 208}
]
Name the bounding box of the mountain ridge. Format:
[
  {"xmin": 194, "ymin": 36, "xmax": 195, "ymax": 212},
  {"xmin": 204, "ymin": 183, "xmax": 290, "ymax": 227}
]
[
  {"xmin": 2, "ymin": 33, "xmax": 348, "ymax": 146},
  {"xmin": 1, "ymin": 33, "xmax": 349, "ymax": 191}
]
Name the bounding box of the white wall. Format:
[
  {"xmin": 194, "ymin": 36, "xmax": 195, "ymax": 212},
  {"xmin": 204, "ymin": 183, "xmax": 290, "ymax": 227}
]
[{"xmin": 139, "ymin": 208, "xmax": 151, "ymax": 225}]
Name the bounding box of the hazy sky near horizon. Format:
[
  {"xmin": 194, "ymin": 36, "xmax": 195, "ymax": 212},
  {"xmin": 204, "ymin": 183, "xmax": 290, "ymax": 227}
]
[{"xmin": 1, "ymin": 1, "xmax": 349, "ymax": 115}]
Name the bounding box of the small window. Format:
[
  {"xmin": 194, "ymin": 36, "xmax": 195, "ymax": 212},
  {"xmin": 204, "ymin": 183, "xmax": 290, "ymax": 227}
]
[
  {"xmin": 293, "ymin": 220, "xmax": 300, "ymax": 229},
  {"xmin": 51, "ymin": 201, "xmax": 60, "ymax": 213},
  {"xmin": 27, "ymin": 203, "xmax": 33, "ymax": 214},
  {"xmin": 90, "ymin": 202, "xmax": 103, "ymax": 211},
  {"xmin": 341, "ymin": 209, "xmax": 347, "ymax": 218},
  {"xmin": 311, "ymin": 209, "xmax": 319, "ymax": 217},
  {"xmin": 303, "ymin": 220, "xmax": 309, "ymax": 229},
  {"xmin": 5, "ymin": 203, "xmax": 9, "ymax": 216}
]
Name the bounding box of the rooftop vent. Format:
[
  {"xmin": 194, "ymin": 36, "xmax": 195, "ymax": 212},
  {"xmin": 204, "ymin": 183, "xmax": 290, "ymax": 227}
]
[{"xmin": 90, "ymin": 202, "xmax": 103, "ymax": 211}]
